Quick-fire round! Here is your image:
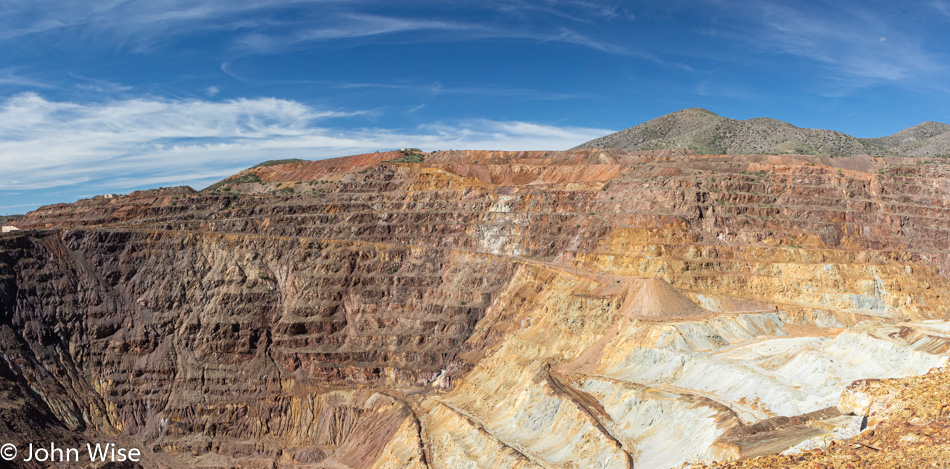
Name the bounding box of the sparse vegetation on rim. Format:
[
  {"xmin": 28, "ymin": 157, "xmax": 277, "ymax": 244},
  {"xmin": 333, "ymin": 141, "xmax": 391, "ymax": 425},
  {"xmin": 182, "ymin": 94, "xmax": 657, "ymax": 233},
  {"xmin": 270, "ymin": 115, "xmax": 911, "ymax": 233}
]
[
  {"xmin": 249, "ymin": 158, "xmax": 309, "ymax": 169},
  {"xmin": 575, "ymin": 108, "xmax": 950, "ymax": 157}
]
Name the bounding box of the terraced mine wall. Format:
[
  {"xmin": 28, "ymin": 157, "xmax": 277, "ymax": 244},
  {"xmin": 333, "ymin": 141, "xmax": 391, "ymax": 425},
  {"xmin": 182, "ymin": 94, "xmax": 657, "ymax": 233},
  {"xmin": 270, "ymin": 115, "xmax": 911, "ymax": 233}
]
[{"xmin": 1, "ymin": 149, "xmax": 949, "ymax": 468}]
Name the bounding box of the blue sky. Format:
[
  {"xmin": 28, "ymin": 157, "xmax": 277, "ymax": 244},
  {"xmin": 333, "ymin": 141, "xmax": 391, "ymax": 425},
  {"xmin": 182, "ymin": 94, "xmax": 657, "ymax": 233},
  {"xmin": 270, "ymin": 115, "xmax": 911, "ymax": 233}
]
[{"xmin": 2, "ymin": 0, "xmax": 950, "ymax": 214}]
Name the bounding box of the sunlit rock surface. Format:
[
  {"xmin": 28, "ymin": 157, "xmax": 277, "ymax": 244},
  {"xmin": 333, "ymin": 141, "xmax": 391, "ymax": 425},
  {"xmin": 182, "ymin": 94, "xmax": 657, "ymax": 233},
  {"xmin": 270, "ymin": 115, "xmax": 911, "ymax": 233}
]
[{"xmin": 2, "ymin": 149, "xmax": 950, "ymax": 468}]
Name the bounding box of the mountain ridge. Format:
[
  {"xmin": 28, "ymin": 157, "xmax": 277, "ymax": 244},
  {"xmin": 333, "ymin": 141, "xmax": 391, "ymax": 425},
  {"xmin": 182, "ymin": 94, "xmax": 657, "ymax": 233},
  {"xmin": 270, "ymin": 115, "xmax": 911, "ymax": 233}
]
[{"xmin": 574, "ymin": 108, "xmax": 950, "ymax": 157}]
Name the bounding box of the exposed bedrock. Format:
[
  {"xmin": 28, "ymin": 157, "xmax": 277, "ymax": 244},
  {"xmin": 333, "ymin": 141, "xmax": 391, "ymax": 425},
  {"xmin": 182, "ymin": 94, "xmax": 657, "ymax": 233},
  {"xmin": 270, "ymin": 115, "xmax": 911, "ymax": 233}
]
[{"xmin": 1, "ymin": 149, "xmax": 950, "ymax": 467}]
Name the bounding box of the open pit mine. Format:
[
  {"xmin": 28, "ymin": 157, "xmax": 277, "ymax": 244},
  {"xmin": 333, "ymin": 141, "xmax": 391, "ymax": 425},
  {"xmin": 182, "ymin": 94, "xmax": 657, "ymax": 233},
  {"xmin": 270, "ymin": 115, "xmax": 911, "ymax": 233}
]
[{"xmin": 2, "ymin": 143, "xmax": 950, "ymax": 468}]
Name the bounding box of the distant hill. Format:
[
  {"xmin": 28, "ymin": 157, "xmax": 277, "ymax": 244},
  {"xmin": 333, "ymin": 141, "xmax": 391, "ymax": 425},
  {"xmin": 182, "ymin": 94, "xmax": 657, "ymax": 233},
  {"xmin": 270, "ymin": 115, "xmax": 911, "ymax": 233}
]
[
  {"xmin": 863, "ymin": 121, "xmax": 950, "ymax": 157},
  {"xmin": 250, "ymin": 158, "xmax": 309, "ymax": 169},
  {"xmin": 574, "ymin": 108, "xmax": 950, "ymax": 157}
]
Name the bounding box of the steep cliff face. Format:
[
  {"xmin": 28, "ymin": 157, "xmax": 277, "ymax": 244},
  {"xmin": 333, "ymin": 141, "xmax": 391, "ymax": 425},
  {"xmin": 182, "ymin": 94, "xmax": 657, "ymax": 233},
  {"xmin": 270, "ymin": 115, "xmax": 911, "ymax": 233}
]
[{"xmin": 2, "ymin": 149, "xmax": 950, "ymax": 467}]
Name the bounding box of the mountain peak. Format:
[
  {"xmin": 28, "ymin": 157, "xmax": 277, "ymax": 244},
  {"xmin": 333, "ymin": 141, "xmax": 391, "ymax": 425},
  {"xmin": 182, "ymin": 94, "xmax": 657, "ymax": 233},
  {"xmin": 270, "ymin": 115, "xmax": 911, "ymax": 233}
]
[
  {"xmin": 894, "ymin": 121, "xmax": 950, "ymax": 139},
  {"xmin": 672, "ymin": 107, "xmax": 723, "ymax": 117},
  {"xmin": 575, "ymin": 109, "xmax": 950, "ymax": 157}
]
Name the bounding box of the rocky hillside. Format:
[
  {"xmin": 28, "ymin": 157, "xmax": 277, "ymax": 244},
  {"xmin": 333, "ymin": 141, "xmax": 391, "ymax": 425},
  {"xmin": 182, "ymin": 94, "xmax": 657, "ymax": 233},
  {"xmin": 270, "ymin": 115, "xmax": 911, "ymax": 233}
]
[
  {"xmin": 2, "ymin": 148, "xmax": 950, "ymax": 468},
  {"xmin": 575, "ymin": 108, "xmax": 950, "ymax": 157}
]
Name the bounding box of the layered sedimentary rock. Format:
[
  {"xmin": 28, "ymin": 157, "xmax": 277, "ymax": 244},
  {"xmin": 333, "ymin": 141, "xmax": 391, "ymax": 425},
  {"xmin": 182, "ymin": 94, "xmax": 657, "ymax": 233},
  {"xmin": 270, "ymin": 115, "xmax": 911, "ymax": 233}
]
[{"xmin": 2, "ymin": 148, "xmax": 950, "ymax": 468}]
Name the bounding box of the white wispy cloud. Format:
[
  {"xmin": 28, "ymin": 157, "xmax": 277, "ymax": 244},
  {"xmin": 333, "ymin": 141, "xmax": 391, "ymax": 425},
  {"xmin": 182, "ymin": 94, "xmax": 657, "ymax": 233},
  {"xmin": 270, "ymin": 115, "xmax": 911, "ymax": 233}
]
[
  {"xmin": 933, "ymin": 1, "xmax": 950, "ymax": 16},
  {"xmin": 0, "ymin": 1, "xmax": 637, "ymax": 56},
  {"xmin": 69, "ymin": 73, "xmax": 134, "ymax": 95},
  {"xmin": 549, "ymin": 28, "xmax": 628, "ymax": 54},
  {"xmin": 0, "ymin": 0, "xmax": 363, "ymax": 54},
  {"xmin": 0, "ymin": 68, "xmax": 53, "ymax": 89},
  {"xmin": 486, "ymin": 0, "xmax": 636, "ymax": 23},
  {"xmin": 765, "ymin": 10, "xmax": 936, "ymax": 80},
  {"xmin": 235, "ymin": 14, "xmax": 475, "ymax": 52},
  {"xmin": 0, "ymin": 93, "xmax": 611, "ymax": 196},
  {"xmin": 338, "ymin": 81, "xmax": 587, "ymax": 100},
  {"xmin": 706, "ymin": 1, "xmax": 946, "ymax": 86},
  {"xmin": 234, "ymin": 11, "xmax": 632, "ymax": 55}
]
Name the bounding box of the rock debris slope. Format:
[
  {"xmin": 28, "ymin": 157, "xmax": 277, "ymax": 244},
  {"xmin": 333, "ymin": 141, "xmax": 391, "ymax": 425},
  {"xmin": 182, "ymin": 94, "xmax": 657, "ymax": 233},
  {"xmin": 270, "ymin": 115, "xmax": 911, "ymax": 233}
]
[{"xmin": 2, "ymin": 147, "xmax": 950, "ymax": 468}]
